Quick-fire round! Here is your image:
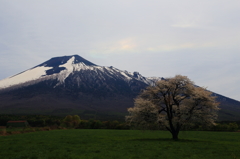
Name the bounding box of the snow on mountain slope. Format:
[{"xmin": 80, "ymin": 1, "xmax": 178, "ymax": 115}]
[
  {"xmin": 0, "ymin": 66, "xmax": 53, "ymax": 89},
  {"xmin": 57, "ymin": 56, "xmax": 75, "ymax": 83},
  {"xmin": 0, "ymin": 55, "xmax": 160, "ymax": 90}
]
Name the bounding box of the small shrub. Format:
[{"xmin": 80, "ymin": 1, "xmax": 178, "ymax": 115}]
[
  {"xmin": 228, "ymin": 122, "xmax": 239, "ymax": 131},
  {"xmin": 0, "ymin": 128, "xmax": 7, "ymax": 135},
  {"xmin": 42, "ymin": 127, "xmax": 51, "ymax": 131},
  {"xmin": 35, "ymin": 127, "xmax": 42, "ymax": 131},
  {"xmin": 7, "ymin": 130, "xmax": 12, "ymax": 134}
]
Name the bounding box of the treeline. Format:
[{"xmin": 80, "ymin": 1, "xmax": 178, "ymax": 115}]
[
  {"xmin": 0, "ymin": 114, "xmax": 62, "ymax": 127},
  {"xmin": 0, "ymin": 114, "xmax": 129, "ymax": 129},
  {"xmin": 212, "ymin": 122, "xmax": 239, "ymax": 131},
  {"xmin": 78, "ymin": 119, "xmax": 129, "ymax": 129},
  {"xmin": 181, "ymin": 122, "xmax": 239, "ymax": 132},
  {"xmin": 0, "ymin": 115, "xmax": 239, "ymax": 131},
  {"xmin": 61, "ymin": 115, "xmax": 129, "ymax": 129}
]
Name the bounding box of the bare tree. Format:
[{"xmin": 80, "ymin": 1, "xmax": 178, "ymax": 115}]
[{"xmin": 126, "ymin": 75, "xmax": 219, "ymax": 140}]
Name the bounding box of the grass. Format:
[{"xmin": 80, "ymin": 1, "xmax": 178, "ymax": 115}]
[{"xmin": 0, "ymin": 129, "xmax": 239, "ymax": 159}]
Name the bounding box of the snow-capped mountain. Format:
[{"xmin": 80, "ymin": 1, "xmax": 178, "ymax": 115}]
[
  {"xmin": 0, "ymin": 55, "xmax": 164, "ymax": 120},
  {"xmin": 0, "ymin": 55, "xmax": 239, "ymax": 121},
  {"xmin": 0, "ymin": 55, "xmax": 157, "ymax": 91}
]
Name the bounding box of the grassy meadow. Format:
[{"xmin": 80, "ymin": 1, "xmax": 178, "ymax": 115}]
[{"xmin": 0, "ymin": 129, "xmax": 240, "ymax": 159}]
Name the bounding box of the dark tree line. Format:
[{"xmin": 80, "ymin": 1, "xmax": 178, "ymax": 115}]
[
  {"xmin": 0, "ymin": 114, "xmax": 238, "ymax": 131},
  {"xmin": 0, "ymin": 114, "xmax": 129, "ymax": 129},
  {"xmin": 0, "ymin": 115, "xmax": 62, "ymax": 127}
]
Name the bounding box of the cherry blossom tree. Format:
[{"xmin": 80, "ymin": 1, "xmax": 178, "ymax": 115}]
[{"xmin": 126, "ymin": 75, "xmax": 219, "ymax": 140}]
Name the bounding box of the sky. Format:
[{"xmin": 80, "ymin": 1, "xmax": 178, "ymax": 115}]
[{"xmin": 0, "ymin": 0, "xmax": 240, "ymax": 101}]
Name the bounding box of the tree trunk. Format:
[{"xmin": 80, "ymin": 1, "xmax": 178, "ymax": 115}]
[{"xmin": 171, "ymin": 130, "xmax": 179, "ymax": 140}]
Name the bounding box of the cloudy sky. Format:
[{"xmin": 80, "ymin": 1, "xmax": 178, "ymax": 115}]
[{"xmin": 0, "ymin": 0, "xmax": 240, "ymax": 101}]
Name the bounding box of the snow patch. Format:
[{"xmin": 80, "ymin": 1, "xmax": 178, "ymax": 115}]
[
  {"xmin": 120, "ymin": 72, "xmax": 131, "ymax": 80},
  {"xmin": 0, "ymin": 66, "xmax": 53, "ymax": 89},
  {"xmin": 57, "ymin": 56, "xmax": 75, "ymax": 83}
]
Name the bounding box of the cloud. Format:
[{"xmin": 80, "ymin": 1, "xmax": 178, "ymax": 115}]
[{"xmin": 89, "ymin": 38, "xmax": 137, "ymax": 55}]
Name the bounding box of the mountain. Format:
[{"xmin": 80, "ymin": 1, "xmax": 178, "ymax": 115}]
[
  {"xmin": 0, "ymin": 55, "xmax": 155, "ymax": 90},
  {"xmin": 0, "ymin": 55, "xmax": 158, "ymax": 120},
  {"xmin": 0, "ymin": 55, "xmax": 239, "ymax": 121}
]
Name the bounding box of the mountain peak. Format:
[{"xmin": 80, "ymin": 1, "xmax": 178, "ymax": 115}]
[{"xmin": 38, "ymin": 55, "xmax": 97, "ymax": 68}]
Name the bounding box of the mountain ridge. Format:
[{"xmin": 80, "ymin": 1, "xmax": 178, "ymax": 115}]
[{"xmin": 0, "ymin": 55, "xmax": 158, "ymax": 90}]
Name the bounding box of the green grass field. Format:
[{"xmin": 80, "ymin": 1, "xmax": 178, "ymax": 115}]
[{"xmin": 0, "ymin": 129, "xmax": 239, "ymax": 159}]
